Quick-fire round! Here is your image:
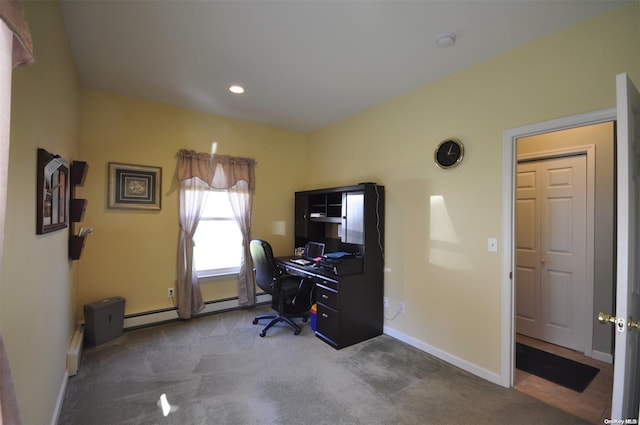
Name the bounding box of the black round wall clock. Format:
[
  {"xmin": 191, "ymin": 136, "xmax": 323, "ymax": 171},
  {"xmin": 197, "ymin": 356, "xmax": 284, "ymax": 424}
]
[{"xmin": 434, "ymin": 138, "xmax": 464, "ymax": 169}]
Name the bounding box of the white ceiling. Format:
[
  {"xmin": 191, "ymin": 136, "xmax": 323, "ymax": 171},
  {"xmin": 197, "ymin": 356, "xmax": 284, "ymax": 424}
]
[{"xmin": 60, "ymin": 0, "xmax": 632, "ymax": 133}]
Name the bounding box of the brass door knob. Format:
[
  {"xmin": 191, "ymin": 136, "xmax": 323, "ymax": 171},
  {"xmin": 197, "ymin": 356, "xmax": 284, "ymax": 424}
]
[
  {"xmin": 598, "ymin": 312, "xmax": 616, "ymax": 324},
  {"xmin": 598, "ymin": 312, "xmax": 640, "ymax": 332}
]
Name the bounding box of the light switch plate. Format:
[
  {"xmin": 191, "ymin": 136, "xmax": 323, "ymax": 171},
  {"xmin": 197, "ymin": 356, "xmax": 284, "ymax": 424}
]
[{"xmin": 488, "ymin": 238, "xmax": 498, "ymax": 252}]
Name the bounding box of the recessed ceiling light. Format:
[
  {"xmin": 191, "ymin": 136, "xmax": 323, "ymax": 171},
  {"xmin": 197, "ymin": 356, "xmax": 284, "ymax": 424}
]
[
  {"xmin": 229, "ymin": 85, "xmax": 245, "ymax": 94},
  {"xmin": 436, "ymin": 33, "xmax": 456, "ymax": 48}
]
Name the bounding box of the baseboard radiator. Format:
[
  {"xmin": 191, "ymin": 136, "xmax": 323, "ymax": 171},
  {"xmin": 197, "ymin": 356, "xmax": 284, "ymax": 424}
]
[
  {"xmin": 66, "ymin": 324, "xmax": 84, "ymax": 376},
  {"xmin": 123, "ymin": 294, "xmax": 271, "ymax": 330}
]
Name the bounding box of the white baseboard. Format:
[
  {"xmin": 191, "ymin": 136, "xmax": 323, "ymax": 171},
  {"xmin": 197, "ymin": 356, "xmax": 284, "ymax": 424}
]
[
  {"xmin": 591, "ymin": 349, "xmax": 613, "ymax": 364},
  {"xmin": 383, "ymin": 325, "xmax": 614, "ymax": 388},
  {"xmin": 383, "ymin": 325, "xmax": 504, "ymax": 387},
  {"xmin": 51, "ymin": 372, "xmax": 68, "ymax": 425},
  {"xmin": 123, "ymin": 294, "xmax": 271, "ymax": 329}
]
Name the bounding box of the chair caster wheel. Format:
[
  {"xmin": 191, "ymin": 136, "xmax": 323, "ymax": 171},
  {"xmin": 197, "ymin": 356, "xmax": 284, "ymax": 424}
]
[
  {"xmin": 294, "ymin": 329, "xmax": 301, "ymax": 335},
  {"xmin": 253, "ymin": 319, "xmax": 259, "ymax": 325},
  {"xmin": 259, "ymin": 331, "xmax": 266, "ymax": 337}
]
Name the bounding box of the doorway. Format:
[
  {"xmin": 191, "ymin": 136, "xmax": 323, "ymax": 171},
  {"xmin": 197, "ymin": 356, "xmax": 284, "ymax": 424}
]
[
  {"xmin": 501, "ymin": 110, "xmax": 617, "ymax": 383},
  {"xmin": 503, "ymin": 73, "xmax": 640, "ymax": 421},
  {"xmin": 512, "ymin": 123, "xmax": 615, "ymax": 422},
  {"xmin": 513, "ymin": 121, "xmax": 615, "ymax": 358},
  {"xmin": 500, "ymin": 108, "xmax": 616, "ymax": 388}
]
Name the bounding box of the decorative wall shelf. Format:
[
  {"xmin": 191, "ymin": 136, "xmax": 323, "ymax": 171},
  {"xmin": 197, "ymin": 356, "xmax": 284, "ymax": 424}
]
[{"xmin": 69, "ymin": 161, "xmax": 89, "ymax": 260}]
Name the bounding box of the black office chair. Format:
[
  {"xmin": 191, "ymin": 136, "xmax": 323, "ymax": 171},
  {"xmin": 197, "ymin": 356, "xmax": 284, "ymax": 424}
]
[{"xmin": 250, "ymin": 239, "xmax": 309, "ymax": 337}]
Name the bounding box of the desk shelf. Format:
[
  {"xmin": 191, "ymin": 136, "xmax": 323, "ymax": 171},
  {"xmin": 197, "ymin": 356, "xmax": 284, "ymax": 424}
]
[{"xmin": 310, "ymin": 216, "xmax": 341, "ymax": 224}]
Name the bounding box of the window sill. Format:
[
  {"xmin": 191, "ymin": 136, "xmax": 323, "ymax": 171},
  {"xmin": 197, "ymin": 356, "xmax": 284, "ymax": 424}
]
[{"xmin": 197, "ymin": 271, "xmax": 239, "ymax": 281}]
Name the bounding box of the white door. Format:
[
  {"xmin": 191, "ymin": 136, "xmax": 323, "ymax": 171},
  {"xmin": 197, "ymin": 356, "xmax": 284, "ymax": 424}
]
[
  {"xmin": 610, "ymin": 73, "xmax": 640, "ymax": 420},
  {"xmin": 516, "ymin": 155, "xmax": 587, "ymax": 351}
]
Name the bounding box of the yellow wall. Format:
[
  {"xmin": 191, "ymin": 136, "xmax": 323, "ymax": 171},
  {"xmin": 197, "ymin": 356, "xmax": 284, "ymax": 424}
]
[
  {"xmin": 307, "ymin": 5, "xmax": 639, "ymax": 375},
  {"xmin": 76, "ymin": 90, "xmax": 307, "ymax": 314},
  {"xmin": 1, "ymin": 2, "xmax": 80, "ymax": 424},
  {"xmin": 2, "ymin": 2, "xmax": 638, "ymax": 423}
]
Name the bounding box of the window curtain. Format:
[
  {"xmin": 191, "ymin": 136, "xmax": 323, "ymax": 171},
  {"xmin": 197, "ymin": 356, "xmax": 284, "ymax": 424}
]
[
  {"xmin": 0, "ymin": 0, "xmax": 34, "ymax": 67},
  {"xmin": 228, "ymin": 180, "xmax": 254, "ymax": 305},
  {"xmin": 176, "ymin": 176, "xmax": 209, "ymax": 319},
  {"xmin": 176, "ymin": 150, "xmax": 257, "ymax": 318}
]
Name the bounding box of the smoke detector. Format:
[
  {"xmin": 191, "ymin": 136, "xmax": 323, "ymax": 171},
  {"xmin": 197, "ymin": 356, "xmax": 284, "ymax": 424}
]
[{"xmin": 436, "ymin": 33, "xmax": 456, "ymax": 48}]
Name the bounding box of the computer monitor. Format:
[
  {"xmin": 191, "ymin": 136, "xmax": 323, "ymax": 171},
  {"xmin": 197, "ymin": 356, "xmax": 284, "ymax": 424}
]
[{"xmin": 305, "ymin": 241, "xmax": 325, "ymax": 259}]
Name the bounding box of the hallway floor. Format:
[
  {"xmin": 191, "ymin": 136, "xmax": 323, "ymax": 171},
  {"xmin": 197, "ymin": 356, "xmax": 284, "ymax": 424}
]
[{"xmin": 514, "ymin": 334, "xmax": 613, "ymax": 424}]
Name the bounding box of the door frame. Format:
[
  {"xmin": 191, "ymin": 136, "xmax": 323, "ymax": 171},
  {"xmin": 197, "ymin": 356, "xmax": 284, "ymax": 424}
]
[{"xmin": 500, "ymin": 107, "xmax": 615, "ymax": 387}]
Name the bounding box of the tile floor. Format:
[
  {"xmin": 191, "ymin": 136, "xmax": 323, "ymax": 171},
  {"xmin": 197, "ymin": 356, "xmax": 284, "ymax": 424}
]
[{"xmin": 514, "ymin": 334, "xmax": 613, "ymax": 424}]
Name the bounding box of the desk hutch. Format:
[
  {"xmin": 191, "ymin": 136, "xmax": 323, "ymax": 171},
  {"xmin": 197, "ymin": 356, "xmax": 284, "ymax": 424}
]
[{"xmin": 281, "ymin": 183, "xmax": 385, "ymax": 349}]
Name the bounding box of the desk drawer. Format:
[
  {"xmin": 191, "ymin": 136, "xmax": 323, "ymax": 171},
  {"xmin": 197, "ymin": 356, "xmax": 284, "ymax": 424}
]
[
  {"xmin": 316, "ymin": 284, "xmax": 338, "ymax": 310},
  {"xmin": 316, "ymin": 303, "xmax": 338, "ymax": 344}
]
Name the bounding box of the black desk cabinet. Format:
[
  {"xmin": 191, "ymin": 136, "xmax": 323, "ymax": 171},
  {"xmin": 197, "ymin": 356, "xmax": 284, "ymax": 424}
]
[
  {"xmin": 280, "ymin": 262, "xmax": 384, "ymax": 349},
  {"xmin": 315, "ymin": 273, "xmax": 383, "ymax": 349},
  {"xmin": 288, "ymin": 183, "xmax": 385, "ymax": 349}
]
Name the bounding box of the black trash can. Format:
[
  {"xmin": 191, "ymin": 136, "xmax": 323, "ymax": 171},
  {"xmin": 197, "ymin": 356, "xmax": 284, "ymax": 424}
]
[{"xmin": 84, "ymin": 297, "xmax": 125, "ymax": 346}]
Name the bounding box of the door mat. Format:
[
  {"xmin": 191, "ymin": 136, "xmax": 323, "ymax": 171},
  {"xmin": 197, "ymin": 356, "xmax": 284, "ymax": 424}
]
[{"xmin": 516, "ymin": 343, "xmax": 600, "ymax": 393}]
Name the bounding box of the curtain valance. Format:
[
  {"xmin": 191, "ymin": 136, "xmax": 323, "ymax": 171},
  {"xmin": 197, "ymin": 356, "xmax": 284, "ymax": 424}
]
[
  {"xmin": 177, "ymin": 149, "xmax": 256, "ymax": 191},
  {"xmin": 0, "ymin": 0, "xmax": 34, "ymax": 67}
]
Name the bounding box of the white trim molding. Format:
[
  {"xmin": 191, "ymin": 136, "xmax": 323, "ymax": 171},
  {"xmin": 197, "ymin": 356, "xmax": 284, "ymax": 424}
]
[
  {"xmin": 123, "ymin": 294, "xmax": 272, "ymax": 329},
  {"xmin": 384, "ymin": 326, "xmax": 503, "ymax": 386},
  {"xmin": 501, "ymin": 107, "xmax": 616, "ymax": 388}
]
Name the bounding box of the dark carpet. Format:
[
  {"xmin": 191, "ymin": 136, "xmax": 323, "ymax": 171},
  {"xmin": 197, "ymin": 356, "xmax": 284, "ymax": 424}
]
[
  {"xmin": 515, "ymin": 343, "xmax": 599, "ymax": 392},
  {"xmin": 59, "ymin": 307, "xmax": 590, "ymax": 424}
]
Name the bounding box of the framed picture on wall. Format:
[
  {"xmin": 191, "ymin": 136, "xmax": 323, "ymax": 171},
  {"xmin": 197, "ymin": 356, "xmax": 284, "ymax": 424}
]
[
  {"xmin": 108, "ymin": 162, "xmax": 161, "ymax": 210},
  {"xmin": 36, "ymin": 148, "xmax": 69, "ymax": 235}
]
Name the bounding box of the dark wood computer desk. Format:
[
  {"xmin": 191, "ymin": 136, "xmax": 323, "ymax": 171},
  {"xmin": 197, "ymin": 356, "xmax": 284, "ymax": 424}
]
[
  {"xmin": 276, "ymin": 256, "xmax": 382, "ymax": 349},
  {"xmin": 281, "ymin": 182, "xmax": 385, "ymax": 349}
]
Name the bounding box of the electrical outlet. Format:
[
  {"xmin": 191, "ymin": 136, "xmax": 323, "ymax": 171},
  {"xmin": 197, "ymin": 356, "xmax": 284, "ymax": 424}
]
[
  {"xmin": 168, "ymin": 288, "xmax": 174, "ymax": 298},
  {"xmin": 383, "ymin": 297, "xmax": 389, "ymax": 308},
  {"xmin": 399, "ymin": 303, "xmax": 405, "ymax": 314}
]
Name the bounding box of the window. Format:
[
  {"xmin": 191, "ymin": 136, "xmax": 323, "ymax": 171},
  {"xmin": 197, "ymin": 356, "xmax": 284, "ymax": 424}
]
[{"xmin": 193, "ymin": 189, "xmax": 243, "ymax": 278}]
